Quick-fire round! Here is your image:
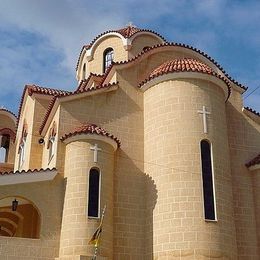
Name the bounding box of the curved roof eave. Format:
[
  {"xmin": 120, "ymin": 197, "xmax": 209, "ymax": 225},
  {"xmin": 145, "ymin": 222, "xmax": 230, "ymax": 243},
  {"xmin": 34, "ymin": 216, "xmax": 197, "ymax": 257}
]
[
  {"xmin": 0, "ymin": 109, "xmax": 17, "ymax": 125},
  {"xmin": 139, "ymin": 71, "xmax": 231, "ymax": 102},
  {"xmin": 76, "ymin": 29, "xmax": 166, "ymax": 71},
  {"xmin": 110, "ymin": 43, "xmax": 247, "ymax": 92}
]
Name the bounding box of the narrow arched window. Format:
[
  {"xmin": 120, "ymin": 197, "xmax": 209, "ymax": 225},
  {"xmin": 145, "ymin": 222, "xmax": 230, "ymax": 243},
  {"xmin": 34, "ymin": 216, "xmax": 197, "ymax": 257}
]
[
  {"xmin": 18, "ymin": 123, "xmax": 28, "ymax": 170},
  {"xmin": 200, "ymin": 140, "xmax": 216, "ymax": 220},
  {"xmin": 88, "ymin": 168, "xmax": 100, "ymax": 218},
  {"xmin": 103, "ymin": 48, "xmax": 114, "ymax": 73},
  {"xmin": 0, "ymin": 134, "xmax": 10, "ymax": 163},
  {"xmin": 47, "ymin": 122, "xmax": 57, "ymax": 163},
  {"xmin": 82, "ymin": 63, "xmax": 86, "ymax": 79}
]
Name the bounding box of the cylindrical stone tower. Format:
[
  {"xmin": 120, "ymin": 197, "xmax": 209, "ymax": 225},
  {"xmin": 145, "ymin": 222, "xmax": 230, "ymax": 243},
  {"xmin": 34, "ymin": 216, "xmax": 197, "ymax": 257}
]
[
  {"xmin": 142, "ymin": 59, "xmax": 238, "ymax": 259},
  {"xmin": 58, "ymin": 124, "xmax": 120, "ymax": 260}
]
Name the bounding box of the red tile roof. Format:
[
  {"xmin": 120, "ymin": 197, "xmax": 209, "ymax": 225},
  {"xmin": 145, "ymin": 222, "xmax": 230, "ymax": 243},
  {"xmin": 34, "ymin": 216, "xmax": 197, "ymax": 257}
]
[
  {"xmin": 246, "ymin": 154, "xmax": 260, "ymax": 168},
  {"xmin": 17, "ymin": 84, "xmax": 72, "ymax": 125},
  {"xmin": 0, "ymin": 167, "xmax": 56, "ymax": 176},
  {"xmin": 150, "ymin": 58, "xmax": 213, "ymax": 77},
  {"xmin": 26, "ymin": 84, "xmax": 71, "ymax": 96},
  {"xmin": 75, "ymin": 73, "xmax": 104, "ymax": 92},
  {"xmin": 61, "ymin": 123, "xmax": 121, "ymax": 147},
  {"xmin": 244, "ymin": 107, "xmax": 260, "ymax": 117},
  {"xmin": 112, "ymin": 43, "xmax": 247, "ymax": 91},
  {"xmin": 76, "ymin": 25, "xmax": 167, "ymax": 70},
  {"xmin": 138, "ymin": 58, "xmax": 231, "ymax": 99}
]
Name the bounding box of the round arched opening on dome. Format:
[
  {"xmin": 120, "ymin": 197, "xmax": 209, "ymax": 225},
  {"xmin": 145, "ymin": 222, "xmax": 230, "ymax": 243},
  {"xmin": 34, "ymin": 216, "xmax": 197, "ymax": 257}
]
[
  {"xmin": 0, "ymin": 134, "xmax": 10, "ymax": 163},
  {"xmin": 103, "ymin": 48, "xmax": 114, "ymax": 72},
  {"xmin": 0, "ymin": 196, "xmax": 41, "ymax": 238}
]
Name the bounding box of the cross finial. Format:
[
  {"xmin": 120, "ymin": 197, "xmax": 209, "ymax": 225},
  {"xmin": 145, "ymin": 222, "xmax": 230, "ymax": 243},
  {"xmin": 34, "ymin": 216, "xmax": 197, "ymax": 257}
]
[
  {"xmin": 197, "ymin": 105, "xmax": 211, "ymax": 134},
  {"xmin": 126, "ymin": 21, "xmax": 136, "ymax": 28},
  {"xmin": 90, "ymin": 144, "xmax": 102, "ymax": 163}
]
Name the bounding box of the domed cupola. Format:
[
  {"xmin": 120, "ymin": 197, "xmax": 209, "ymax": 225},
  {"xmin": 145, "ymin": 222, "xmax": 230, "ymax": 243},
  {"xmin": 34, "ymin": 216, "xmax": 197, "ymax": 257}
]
[{"xmin": 76, "ymin": 24, "xmax": 167, "ymax": 82}]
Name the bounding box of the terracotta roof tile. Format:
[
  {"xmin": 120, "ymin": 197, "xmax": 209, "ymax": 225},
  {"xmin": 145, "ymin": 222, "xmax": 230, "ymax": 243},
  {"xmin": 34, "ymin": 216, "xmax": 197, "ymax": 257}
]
[
  {"xmin": 246, "ymin": 154, "xmax": 260, "ymax": 168},
  {"xmin": 17, "ymin": 84, "xmax": 72, "ymax": 125},
  {"xmin": 26, "ymin": 84, "xmax": 71, "ymax": 96},
  {"xmin": 0, "ymin": 167, "xmax": 56, "ymax": 176},
  {"xmin": 113, "ymin": 43, "xmax": 247, "ymax": 91},
  {"xmin": 149, "ymin": 58, "xmax": 213, "ymax": 77},
  {"xmin": 61, "ymin": 123, "xmax": 121, "ymax": 147},
  {"xmin": 138, "ymin": 58, "xmax": 231, "ymax": 100},
  {"xmin": 244, "ymin": 107, "xmax": 260, "ymax": 117}
]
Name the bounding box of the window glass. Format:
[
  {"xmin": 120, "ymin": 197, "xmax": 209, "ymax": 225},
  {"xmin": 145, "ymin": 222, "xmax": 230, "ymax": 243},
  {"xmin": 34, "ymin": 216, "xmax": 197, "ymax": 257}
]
[
  {"xmin": 103, "ymin": 48, "xmax": 114, "ymax": 72},
  {"xmin": 200, "ymin": 140, "xmax": 216, "ymax": 220},
  {"xmin": 88, "ymin": 168, "xmax": 100, "ymax": 217}
]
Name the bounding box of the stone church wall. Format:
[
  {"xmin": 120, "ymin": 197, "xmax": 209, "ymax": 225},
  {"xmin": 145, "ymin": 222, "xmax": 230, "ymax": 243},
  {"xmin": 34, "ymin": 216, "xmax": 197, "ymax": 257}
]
[{"xmin": 144, "ymin": 79, "xmax": 237, "ymax": 259}]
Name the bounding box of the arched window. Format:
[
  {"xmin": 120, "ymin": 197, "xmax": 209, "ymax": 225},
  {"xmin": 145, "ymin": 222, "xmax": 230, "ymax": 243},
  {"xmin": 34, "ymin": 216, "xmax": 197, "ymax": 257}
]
[
  {"xmin": 88, "ymin": 168, "xmax": 100, "ymax": 218},
  {"xmin": 200, "ymin": 140, "xmax": 216, "ymax": 220},
  {"xmin": 82, "ymin": 63, "xmax": 86, "ymax": 79},
  {"xmin": 47, "ymin": 122, "xmax": 57, "ymax": 163},
  {"xmin": 0, "ymin": 134, "xmax": 10, "ymax": 163},
  {"xmin": 18, "ymin": 123, "xmax": 28, "ymax": 170},
  {"xmin": 103, "ymin": 48, "xmax": 114, "ymax": 73}
]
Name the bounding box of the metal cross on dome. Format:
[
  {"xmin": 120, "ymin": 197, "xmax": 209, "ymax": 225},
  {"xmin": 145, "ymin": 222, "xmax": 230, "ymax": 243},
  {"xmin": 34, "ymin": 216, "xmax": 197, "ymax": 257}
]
[
  {"xmin": 90, "ymin": 144, "xmax": 102, "ymax": 163},
  {"xmin": 126, "ymin": 21, "xmax": 136, "ymax": 27},
  {"xmin": 197, "ymin": 105, "xmax": 211, "ymax": 134}
]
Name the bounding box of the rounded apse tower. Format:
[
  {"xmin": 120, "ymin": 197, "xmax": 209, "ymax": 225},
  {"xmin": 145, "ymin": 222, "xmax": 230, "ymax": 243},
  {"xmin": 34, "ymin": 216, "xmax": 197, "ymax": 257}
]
[
  {"xmin": 58, "ymin": 124, "xmax": 120, "ymax": 260},
  {"xmin": 142, "ymin": 59, "xmax": 238, "ymax": 258}
]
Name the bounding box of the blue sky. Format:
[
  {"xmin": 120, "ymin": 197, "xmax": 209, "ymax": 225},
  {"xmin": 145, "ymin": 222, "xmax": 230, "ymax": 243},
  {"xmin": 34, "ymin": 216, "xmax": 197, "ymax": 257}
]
[{"xmin": 0, "ymin": 0, "xmax": 259, "ymax": 114}]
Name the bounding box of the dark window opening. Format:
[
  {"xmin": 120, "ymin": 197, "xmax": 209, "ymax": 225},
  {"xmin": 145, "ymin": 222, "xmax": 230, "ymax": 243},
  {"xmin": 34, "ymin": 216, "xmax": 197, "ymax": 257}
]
[
  {"xmin": 0, "ymin": 135, "xmax": 10, "ymax": 163},
  {"xmin": 200, "ymin": 140, "xmax": 216, "ymax": 220},
  {"xmin": 88, "ymin": 168, "xmax": 100, "ymax": 217},
  {"xmin": 82, "ymin": 63, "xmax": 86, "ymax": 79},
  {"xmin": 103, "ymin": 48, "xmax": 114, "ymax": 73}
]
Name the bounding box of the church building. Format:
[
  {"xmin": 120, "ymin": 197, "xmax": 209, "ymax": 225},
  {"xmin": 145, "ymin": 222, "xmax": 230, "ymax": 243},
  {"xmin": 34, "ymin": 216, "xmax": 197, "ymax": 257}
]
[{"xmin": 0, "ymin": 25, "xmax": 259, "ymax": 259}]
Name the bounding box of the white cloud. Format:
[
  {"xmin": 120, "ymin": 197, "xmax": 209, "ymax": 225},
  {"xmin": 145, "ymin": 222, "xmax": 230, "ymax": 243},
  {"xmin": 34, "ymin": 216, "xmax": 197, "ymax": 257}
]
[{"xmin": 0, "ymin": 0, "xmax": 259, "ymax": 111}]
